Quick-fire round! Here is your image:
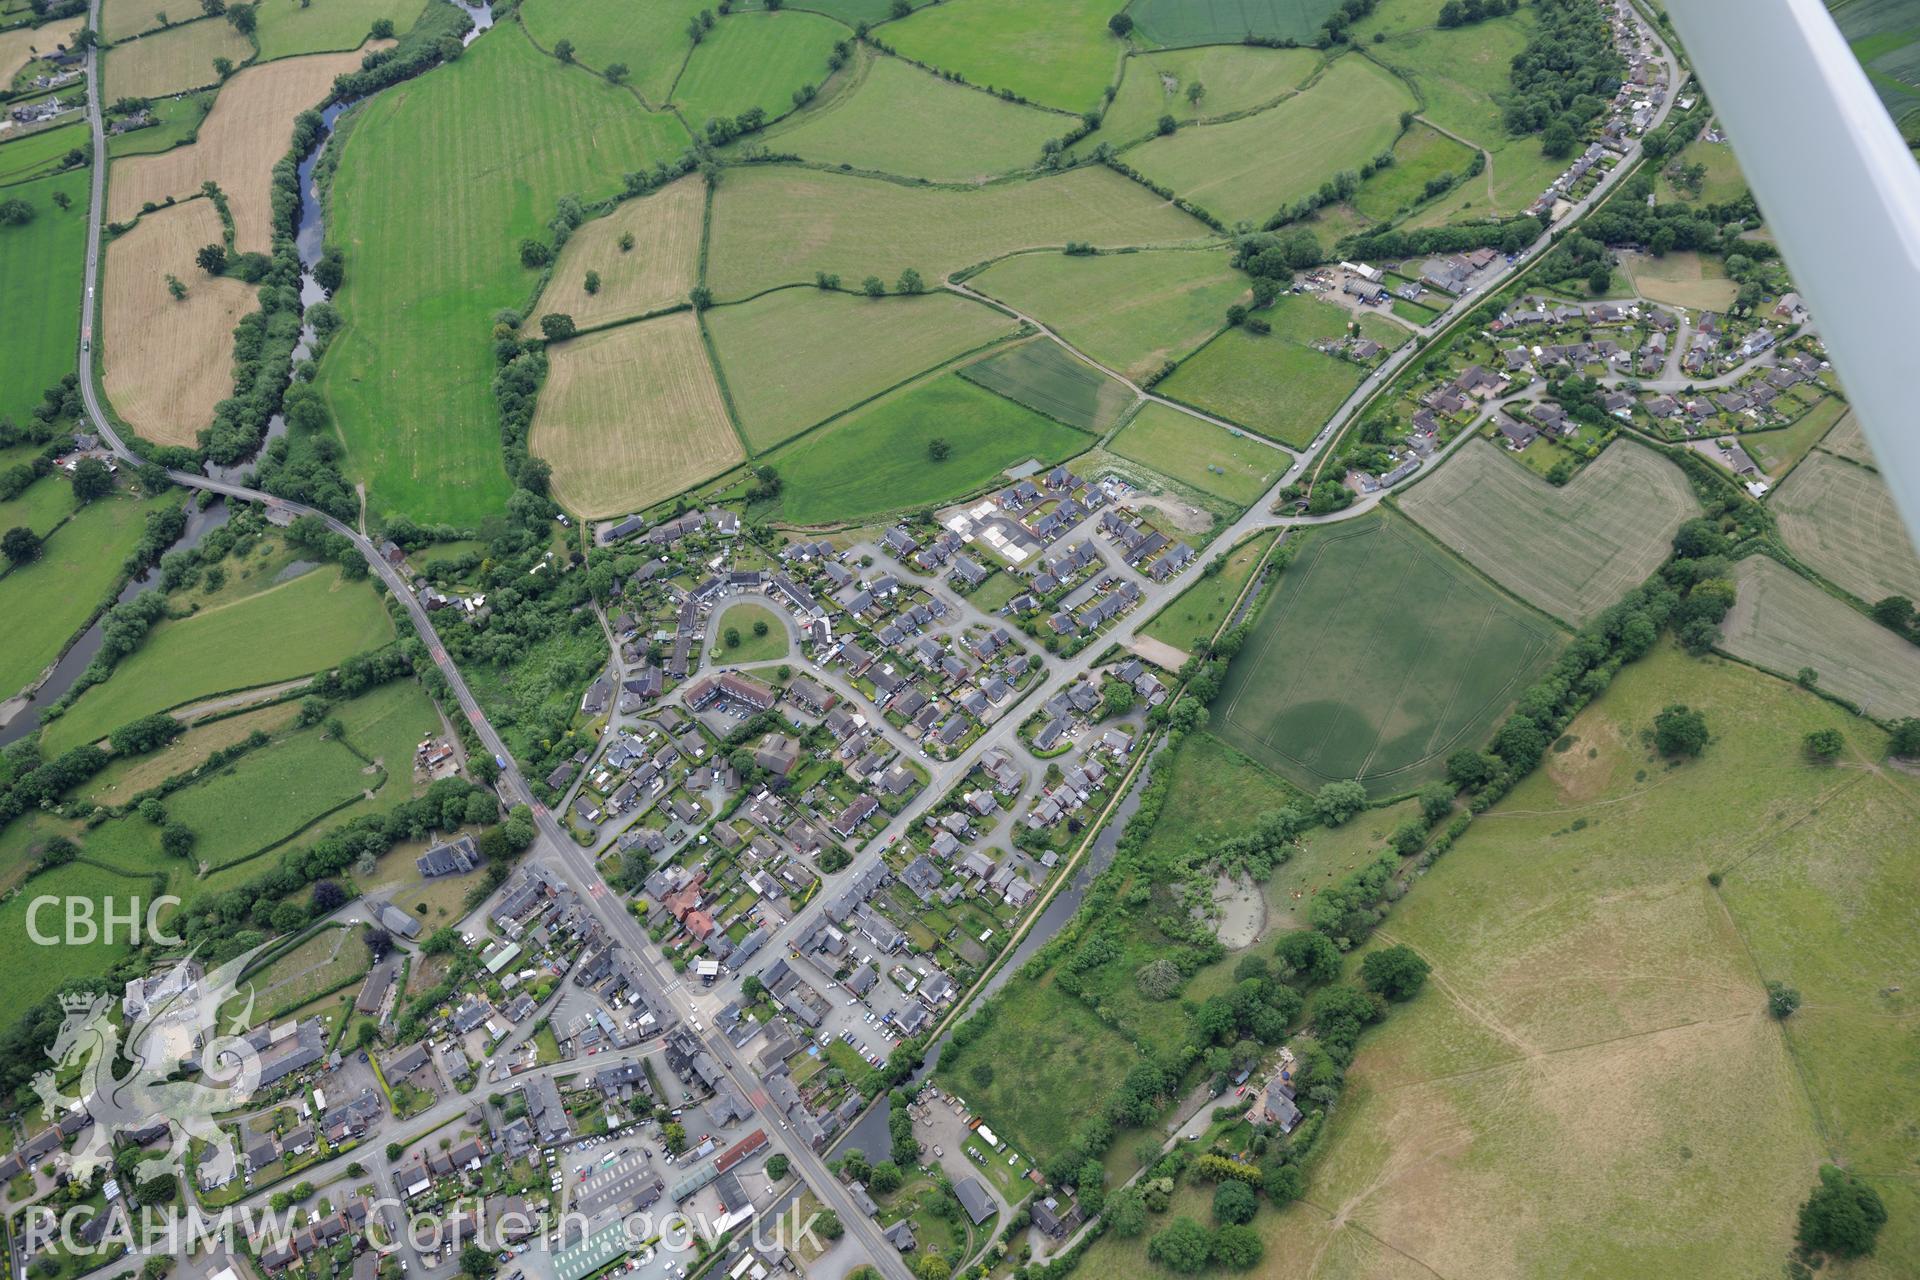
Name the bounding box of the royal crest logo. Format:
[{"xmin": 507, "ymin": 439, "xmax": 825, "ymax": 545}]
[{"xmin": 32, "ymin": 943, "xmax": 272, "ymax": 1185}]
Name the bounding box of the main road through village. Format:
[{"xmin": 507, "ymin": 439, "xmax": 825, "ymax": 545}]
[{"xmin": 61, "ymin": 1, "xmax": 1683, "ymax": 1272}]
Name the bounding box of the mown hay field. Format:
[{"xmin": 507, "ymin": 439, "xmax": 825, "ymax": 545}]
[
  {"xmin": 98, "ymin": 0, "xmax": 176, "ymax": 39},
  {"xmin": 1095, "ymin": 44, "xmax": 1319, "ymax": 146},
  {"xmin": 1125, "ymin": 0, "xmax": 1343, "ymax": 48},
  {"xmin": 0, "ymin": 14, "xmax": 81, "ymax": 80},
  {"xmin": 104, "ymin": 18, "xmax": 254, "ymax": 100},
  {"xmin": 1157, "ymin": 324, "xmax": 1363, "ymax": 448},
  {"xmin": 670, "ymin": 8, "xmax": 844, "ymax": 127},
  {"xmin": 956, "ymin": 338, "xmax": 1134, "ymax": 435},
  {"xmin": 1619, "ymin": 249, "xmax": 1739, "ymax": 311},
  {"xmin": 252, "ymin": 0, "xmax": 424, "ymax": 60},
  {"xmin": 0, "ymin": 492, "xmax": 175, "ymax": 702},
  {"xmin": 704, "ymin": 164, "xmax": 1211, "ymax": 300},
  {"xmin": 1124, "ymin": 54, "xmax": 1413, "ymax": 226},
  {"xmin": 1258, "ymin": 643, "xmax": 1920, "ymax": 1279},
  {"xmin": 742, "ymin": 372, "xmax": 1092, "ymax": 526},
  {"xmin": 45, "ymin": 564, "xmax": 396, "ymax": 753},
  {"xmin": 519, "ymin": 0, "xmax": 706, "ymax": 103},
  {"xmin": 0, "ymin": 121, "xmax": 88, "ymax": 185},
  {"xmin": 1770, "ymin": 448, "xmax": 1920, "ymax": 605},
  {"xmin": 534, "ymin": 176, "xmax": 703, "ymax": 331},
  {"xmin": 102, "ymin": 198, "xmax": 256, "ymax": 446},
  {"xmin": 109, "ymin": 46, "xmax": 378, "ymax": 251},
  {"xmin": 1352, "ymin": 120, "xmax": 1479, "ymax": 222},
  {"xmin": 708, "ymin": 287, "xmax": 1017, "ymax": 452},
  {"xmin": 0, "ymin": 169, "xmax": 88, "ymax": 428},
  {"xmin": 881, "ymin": 0, "xmax": 1124, "ymax": 114},
  {"xmin": 1816, "ymin": 407, "xmax": 1877, "ymax": 469},
  {"xmin": 1719, "ymin": 556, "xmax": 1920, "ymax": 719},
  {"xmin": 1398, "ymin": 438, "xmax": 1701, "ymax": 626},
  {"xmin": 970, "ymin": 247, "xmax": 1245, "ymax": 382},
  {"xmin": 1109, "ymin": 400, "xmax": 1286, "ymax": 505},
  {"xmin": 531, "ymin": 312, "xmax": 742, "ymax": 519},
  {"xmin": 316, "ymin": 25, "xmax": 691, "ymax": 525},
  {"xmin": 757, "ymin": 48, "xmax": 1062, "ymax": 184},
  {"xmin": 1212, "ymin": 512, "xmax": 1558, "ymax": 794}
]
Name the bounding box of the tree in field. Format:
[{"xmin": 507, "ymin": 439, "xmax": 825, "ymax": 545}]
[
  {"xmin": 0, "ymin": 198, "xmax": 33, "ymax": 227},
  {"xmin": 618, "ymin": 231, "xmax": 635, "ymax": 252},
  {"xmin": 1766, "ymin": 980, "xmax": 1801, "ymax": 1019},
  {"xmin": 1314, "ymin": 779, "xmax": 1367, "ymax": 827},
  {"xmin": 1108, "ymin": 12, "xmax": 1132, "ymax": 37},
  {"xmin": 1211, "ymin": 1224, "xmax": 1263, "ymax": 1270},
  {"xmin": 1653, "ymin": 704, "xmax": 1709, "ymax": 759},
  {"xmin": 1360, "ymin": 944, "xmax": 1430, "ymax": 1001},
  {"xmin": 540, "ymin": 313, "xmax": 576, "ymax": 341},
  {"xmin": 583, "ymin": 270, "xmax": 600, "ymax": 295},
  {"xmin": 370, "ymin": 17, "xmax": 393, "ymax": 37},
  {"xmin": 2, "ymin": 526, "xmax": 40, "ymax": 565},
  {"xmin": 927, "ymin": 437, "xmax": 951, "ymax": 462},
  {"xmin": 1275, "ymin": 929, "xmax": 1341, "ymax": 986},
  {"xmin": 1890, "ymin": 718, "xmax": 1920, "ymax": 759},
  {"xmin": 553, "ymin": 38, "xmax": 574, "ymax": 62},
  {"xmin": 752, "ymin": 619, "xmax": 769, "ymax": 637},
  {"xmin": 1146, "ymin": 1218, "xmax": 1212, "ymax": 1273},
  {"xmin": 195, "ymin": 244, "xmax": 227, "ymax": 274},
  {"xmin": 862, "ymin": 276, "xmax": 885, "ymax": 297},
  {"xmin": 212, "ymin": 56, "xmax": 233, "ymax": 79},
  {"xmin": 1796, "ymin": 1165, "xmax": 1886, "ymax": 1259},
  {"xmin": 605, "ymin": 62, "xmax": 629, "ymax": 84},
  {"xmin": 1871, "ymin": 595, "xmax": 1915, "ymax": 636},
  {"xmin": 891, "ymin": 0, "xmax": 911, "ymax": 14},
  {"xmin": 1135, "ymin": 957, "xmax": 1182, "ymax": 1001},
  {"xmin": 724, "ymin": 627, "xmax": 741, "ymax": 649},
  {"xmin": 1157, "ymin": 113, "xmax": 1176, "ymax": 135},
  {"xmin": 520, "ymin": 238, "xmax": 552, "ymax": 268},
  {"xmin": 896, "ymin": 267, "xmax": 924, "ymax": 294},
  {"xmin": 1804, "ymin": 728, "xmax": 1844, "ymax": 762},
  {"xmin": 52, "ymin": 190, "xmax": 71, "ymax": 211},
  {"xmin": 1212, "ymin": 1179, "xmax": 1256, "ymax": 1225},
  {"xmin": 689, "ymin": 285, "xmax": 712, "ymax": 310},
  {"xmin": 71, "ymin": 457, "xmax": 113, "ymax": 502},
  {"xmin": 1186, "ymin": 80, "xmax": 1205, "ymax": 106},
  {"xmin": 165, "ymin": 273, "xmax": 187, "ymax": 301},
  {"xmin": 226, "ymin": 3, "xmax": 255, "ymax": 33},
  {"xmin": 161, "ymin": 822, "xmax": 195, "ymax": 858},
  {"xmin": 200, "ymin": 0, "xmax": 223, "ymax": 14}
]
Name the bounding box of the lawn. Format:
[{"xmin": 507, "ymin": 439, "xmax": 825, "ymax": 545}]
[
  {"xmin": 970, "ymin": 247, "xmax": 1245, "ymax": 382},
  {"xmin": 1157, "ymin": 324, "xmax": 1364, "ymax": 448},
  {"xmin": 1351, "ymin": 120, "xmax": 1479, "ymax": 223},
  {"xmin": 739, "ymin": 372, "xmax": 1094, "ymax": 526},
  {"xmin": 1094, "ymin": 43, "xmax": 1320, "ymax": 147},
  {"xmin": 881, "ymin": 0, "xmax": 1125, "ymax": 114},
  {"xmin": 1273, "ymin": 642, "xmax": 1918, "ymax": 1278},
  {"xmin": 104, "ymin": 19, "xmax": 254, "ymax": 100},
  {"xmin": 531, "ymin": 312, "xmax": 743, "ymax": 520},
  {"xmin": 1769, "ymin": 448, "xmax": 1920, "ymax": 606},
  {"xmin": 1122, "ymin": 55, "xmax": 1413, "ymax": 227},
  {"xmin": 1719, "ymin": 555, "xmax": 1920, "ymax": 719},
  {"xmin": 1125, "ymin": 0, "xmax": 1343, "ymax": 48},
  {"xmin": 252, "ymin": 0, "xmax": 424, "ymax": 60},
  {"xmin": 0, "ymin": 491, "xmax": 174, "ymax": 704},
  {"xmin": 707, "ymin": 287, "xmax": 1017, "ymax": 452},
  {"xmin": 955, "ymin": 338, "xmax": 1136, "ymax": 435},
  {"xmin": 1141, "ymin": 529, "xmax": 1275, "ymax": 655},
  {"xmin": 44, "ymin": 563, "xmax": 395, "ymax": 753},
  {"xmin": 756, "ymin": 47, "xmax": 1063, "ymax": 183},
  {"xmin": 703, "ymin": 161, "xmax": 1209, "ymax": 300},
  {"xmin": 519, "ymin": 0, "xmax": 708, "ymax": 103},
  {"xmin": 1110, "ymin": 401, "xmax": 1287, "ymax": 505},
  {"xmin": 532, "ymin": 176, "xmax": 703, "ymax": 332},
  {"xmin": 316, "ymin": 25, "xmax": 691, "ymax": 524},
  {"xmin": 712, "ymin": 603, "xmax": 789, "ymax": 665},
  {"xmin": 1398, "ymin": 438, "xmax": 1701, "ymax": 626},
  {"xmin": 670, "ymin": 8, "xmax": 845, "ymax": 127},
  {"xmin": 0, "ymin": 169, "xmax": 88, "ymax": 430},
  {"xmin": 1213, "ymin": 512, "xmax": 1559, "ymax": 794}
]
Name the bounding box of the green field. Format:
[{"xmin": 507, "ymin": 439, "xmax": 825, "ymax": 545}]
[
  {"xmin": 1835, "ymin": 0, "xmax": 1920, "ymax": 135},
  {"xmin": 756, "ymin": 48, "xmax": 1063, "ymax": 183},
  {"xmin": 1655, "ymin": 136, "xmax": 1749, "ymax": 207},
  {"xmin": 105, "ymin": 92, "xmax": 211, "ymax": 157},
  {"xmin": 882, "ymin": 0, "xmax": 1124, "ymax": 114},
  {"xmin": 0, "ymin": 492, "xmax": 173, "ymax": 703},
  {"xmin": 168, "ymin": 722, "xmax": 379, "ymax": 871},
  {"xmin": 1770, "ymin": 448, "xmax": 1920, "ymax": 606},
  {"xmin": 1741, "ymin": 393, "xmax": 1847, "ymax": 477},
  {"xmin": 252, "ymin": 0, "xmax": 425, "ymax": 60},
  {"xmin": 1719, "ymin": 556, "xmax": 1920, "ymax": 719},
  {"xmin": 1157, "ymin": 324, "xmax": 1363, "ymax": 448},
  {"xmin": 0, "ymin": 471, "xmax": 78, "ymax": 539},
  {"xmin": 1141, "ymin": 529, "xmax": 1275, "ymax": 655},
  {"xmin": 1109, "ymin": 400, "xmax": 1286, "ymax": 505},
  {"xmin": 1123, "ymin": 54, "xmax": 1413, "ymax": 226},
  {"xmin": 316, "ymin": 25, "xmax": 691, "ymax": 524},
  {"xmin": 670, "ymin": 9, "xmax": 845, "ymax": 128},
  {"xmin": 706, "ymin": 287, "xmax": 1017, "ymax": 452},
  {"xmin": 519, "ymin": 0, "xmax": 708, "ymax": 102},
  {"xmin": 1398, "ymin": 439, "xmax": 1702, "ymax": 626},
  {"xmin": 955, "ymin": 338, "xmax": 1135, "ymax": 435},
  {"xmin": 712, "ymin": 603, "xmax": 789, "ymax": 664},
  {"xmin": 44, "ymin": 564, "xmax": 395, "ymax": 753},
  {"xmin": 0, "ymin": 857, "xmax": 163, "ymax": 1025},
  {"xmin": 739, "ymin": 372, "xmax": 1093, "ymax": 526},
  {"xmin": 0, "ymin": 169, "xmax": 87, "ymax": 427},
  {"xmin": 1213, "ymin": 512, "xmax": 1558, "ymax": 794},
  {"xmin": 1351, "ymin": 120, "xmax": 1479, "ymax": 223},
  {"xmin": 1095, "ymin": 43, "xmax": 1320, "ymax": 146},
  {"xmin": 703, "ymin": 164, "xmax": 1210, "ymax": 300},
  {"xmin": 970, "ymin": 247, "xmax": 1245, "ymax": 382},
  {"xmin": 1125, "ymin": 0, "xmax": 1343, "ymax": 48},
  {"xmin": 0, "ymin": 123, "xmax": 88, "ymax": 186},
  {"xmin": 1272, "ymin": 642, "xmax": 1920, "ymax": 1278}
]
